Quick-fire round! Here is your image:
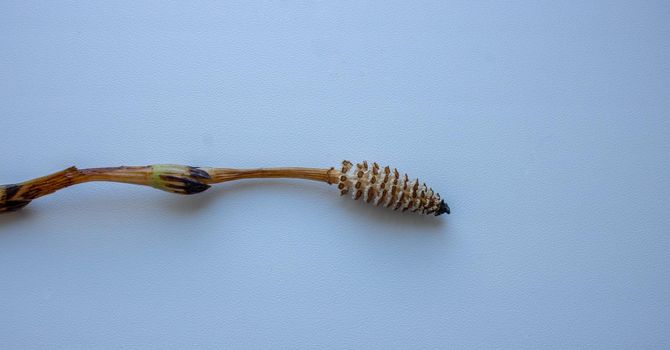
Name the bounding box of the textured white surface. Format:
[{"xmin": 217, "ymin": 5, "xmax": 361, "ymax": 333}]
[{"xmin": 1, "ymin": 1, "xmax": 670, "ymax": 349}]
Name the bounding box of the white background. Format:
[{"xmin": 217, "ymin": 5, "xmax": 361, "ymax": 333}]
[{"xmin": 1, "ymin": 1, "xmax": 669, "ymax": 348}]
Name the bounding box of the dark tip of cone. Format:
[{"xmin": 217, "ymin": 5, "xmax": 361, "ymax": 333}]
[{"xmin": 435, "ymin": 199, "xmax": 450, "ymax": 216}]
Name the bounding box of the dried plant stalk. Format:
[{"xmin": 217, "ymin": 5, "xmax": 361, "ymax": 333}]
[{"xmin": 0, "ymin": 161, "xmax": 450, "ymax": 216}]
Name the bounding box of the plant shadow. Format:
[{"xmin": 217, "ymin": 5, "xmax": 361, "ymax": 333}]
[{"xmin": 0, "ymin": 208, "xmax": 36, "ymax": 230}]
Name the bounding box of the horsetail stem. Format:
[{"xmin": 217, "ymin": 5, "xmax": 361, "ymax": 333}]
[{"xmin": 0, "ymin": 162, "xmax": 450, "ymax": 216}]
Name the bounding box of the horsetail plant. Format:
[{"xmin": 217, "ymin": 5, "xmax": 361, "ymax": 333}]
[{"xmin": 0, "ymin": 161, "xmax": 450, "ymax": 216}]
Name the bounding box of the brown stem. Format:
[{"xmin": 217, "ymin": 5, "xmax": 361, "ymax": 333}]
[
  {"xmin": 206, "ymin": 167, "xmax": 338, "ymax": 184},
  {"xmin": 0, "ymin": 164, "xmax": 339, "ymax": 213},
  {"xmin": 77, "ymin": 166, "xmax": 154, "ymax": 186}
]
